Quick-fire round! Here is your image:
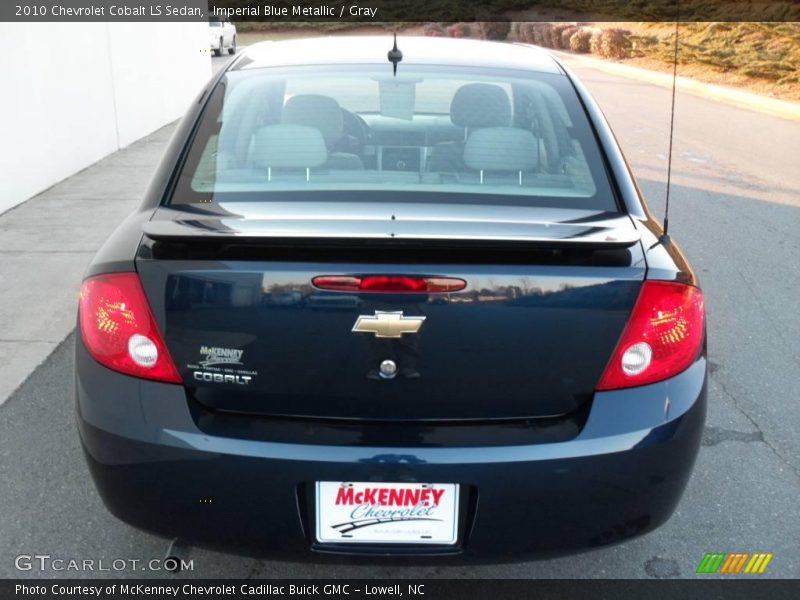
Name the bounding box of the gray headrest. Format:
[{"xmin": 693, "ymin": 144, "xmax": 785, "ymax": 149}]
[
  {"xmin": 450, "ymin": 84, "xmax": 512, "ymax": 129},
  {"xmin": 281, "ymin": 94, "xmax": 344, "ymax": 149},
  {"xmin": 250, "ymin": 125, "xmax": 327, "ymax": 169},
  {"xmin": 463, "ymin": 127, "xmax": 538, "ymax": 172}
]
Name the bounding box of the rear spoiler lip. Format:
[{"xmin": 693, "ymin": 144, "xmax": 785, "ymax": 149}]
[{"xmin": 141, "ymin": 218, "xmax": 641, "ymax": 250}]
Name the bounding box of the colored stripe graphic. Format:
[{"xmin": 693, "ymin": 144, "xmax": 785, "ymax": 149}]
[
  {"xmin": 719, "ymin": 553, "xmax": 749, "ymax": 573},
  {"xmin": 744, "ymin": 553, "xmax": 773, "ymax": 574},
  {"xmin": 697, "ymin": 553, "xmax": 726, "ymax": 573},
  {"xmin": 698, "ymin": 553, "xmax": 773, "ymax": 574}
]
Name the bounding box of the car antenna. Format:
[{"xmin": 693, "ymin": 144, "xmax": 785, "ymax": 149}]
[
  {"xmin": 659, "ymin": 4, "xmax": 681, "ymax": 247},
  {"xmin": 387, "ymin": 33, "xmax": 403, "ymax": 76}
]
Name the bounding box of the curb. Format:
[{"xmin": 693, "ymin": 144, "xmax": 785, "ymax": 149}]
[{"xmin": 551, "ymin": 49, "xmax": 800, "ymax": 123}]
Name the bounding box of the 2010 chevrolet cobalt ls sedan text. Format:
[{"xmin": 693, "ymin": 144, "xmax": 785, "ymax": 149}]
[{"xmin": 76, "ymin": 36, "xmax": 706, "ymax": 560}]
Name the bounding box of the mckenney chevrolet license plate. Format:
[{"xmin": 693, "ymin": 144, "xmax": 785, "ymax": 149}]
[{"xmin": 315, "ymin": 481, "xmax": 459, "ymax": 544}]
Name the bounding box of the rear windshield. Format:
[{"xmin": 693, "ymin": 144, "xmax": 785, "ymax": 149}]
[{"xmin": 170, "ymin": 64, "xmax": 617, "ymax": 211}]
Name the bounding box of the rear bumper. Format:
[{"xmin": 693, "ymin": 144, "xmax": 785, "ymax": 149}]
[{"xmin": 76, "ymin": 340, "xmax": 706, "ymax": 561}]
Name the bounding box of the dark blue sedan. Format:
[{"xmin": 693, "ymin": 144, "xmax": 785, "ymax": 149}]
[{"xmin": 76, "ymin": 36, "xmax": 706, "ymax": 559}]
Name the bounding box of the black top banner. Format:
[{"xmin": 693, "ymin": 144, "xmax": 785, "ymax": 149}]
[
  {"xmin": 3, "ymin": 579, "xmax": 800, "ymax": 600},
  {"xmin": 2, "ymin": 0, "xmax": 800, "ymax": 22}
]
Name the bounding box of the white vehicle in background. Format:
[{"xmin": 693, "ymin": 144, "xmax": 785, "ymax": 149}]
[{"xmin": 209, "ymin": 17, "xmax": 236, "ymax": 56}]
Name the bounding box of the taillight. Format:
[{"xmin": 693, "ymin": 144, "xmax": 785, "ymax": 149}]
[
  {"xmin": 312, "ymin": 275, "xmax": 466, "ymax": 293},
  {"xmin": 79, "ymin": 273, "xmax": 181, "ymax": 383},
  {"xmin": 596, "ymin": 280, "xmax": 705, "ymax": 390}
]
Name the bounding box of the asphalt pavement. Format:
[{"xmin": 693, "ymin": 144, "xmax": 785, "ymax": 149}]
[{"xmin": 0, "ymin": 50, "xmax": 798, "ymax": 579}]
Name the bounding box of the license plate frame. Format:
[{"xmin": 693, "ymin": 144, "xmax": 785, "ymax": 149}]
[{"xmin": 315, "ymin": 481, "xmax": 460, "ymax": 545}]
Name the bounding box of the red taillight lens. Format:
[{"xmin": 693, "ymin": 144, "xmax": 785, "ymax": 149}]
[
  {"xmin": 312, "ymin": 275, "xmax": 466, "ymax": 293},
  {"xmin": 596, "ymin": 280, "xmax": 705, "ymax": 390},
  {"xmin": 79, "ymin": 273, "xmax": 181, "ymax": 383}
]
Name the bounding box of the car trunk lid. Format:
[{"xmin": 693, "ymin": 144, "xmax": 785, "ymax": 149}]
[{"xmin": 135, "ymin": 203, "xmax": 644, "ymax": 421}]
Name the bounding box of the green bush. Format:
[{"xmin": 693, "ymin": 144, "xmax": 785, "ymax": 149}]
[
  {"xmin": 532, "ymin": 23, "xmax": 553, "ymax": 47},
  {"xmin": 591, "ymin": 28, "xmax": 633, "ymax": 59},
  {"xmin": 422, "ymin": 22, "xmax": 447, "ymax": 37},
  {"xmin": 589, "ymin": 29, "xmax": 603, "ymax": 55},
  {"xmin": 569, "ymin": 29, "xmax": 593, "ymax": 53},
  {"xmin": 509, "ymin": 22, "xmax": 538, "ymax": 44},
  {"xmin": 549, "ymin": 24, "xmax": 574, "ymax": 49},
  {"xmin": 560, "ymin": 26, "xmax": 580, "ymax": 48},
  {"xmin": 478, "ymin": 22, "xmax": 512, "ymax": 41},
  {"xmin": 446, "ymin": 22, "xmax": 474, "ymax": 38},
  {"xmin": 520, "ymin": 22, "xmax": 539, "ymax": 44}
]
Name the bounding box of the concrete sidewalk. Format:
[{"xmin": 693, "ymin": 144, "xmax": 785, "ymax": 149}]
[{"xmin": 0, "ymin": 123, "xmax": 176, "ymax": 404}]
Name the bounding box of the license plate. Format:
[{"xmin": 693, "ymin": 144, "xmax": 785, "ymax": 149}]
[{"xmin": 315, "ymin": 481, "xmax": 459, "ymax": 545}]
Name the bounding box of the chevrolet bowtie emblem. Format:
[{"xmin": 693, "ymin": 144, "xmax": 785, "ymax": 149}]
[{"xmin": 352, "ymin": 311, "xmax": 426, "ymax": 338}]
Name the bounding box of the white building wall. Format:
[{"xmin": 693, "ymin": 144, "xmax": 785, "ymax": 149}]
[{"xmin": 0, "ymin": 22, "xmax": 211, "ymax": 214}]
